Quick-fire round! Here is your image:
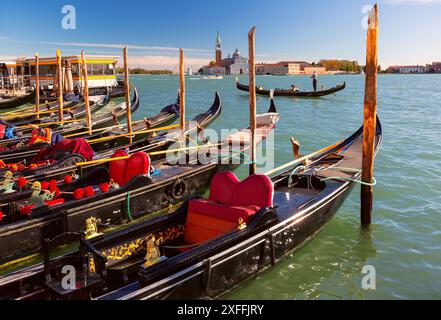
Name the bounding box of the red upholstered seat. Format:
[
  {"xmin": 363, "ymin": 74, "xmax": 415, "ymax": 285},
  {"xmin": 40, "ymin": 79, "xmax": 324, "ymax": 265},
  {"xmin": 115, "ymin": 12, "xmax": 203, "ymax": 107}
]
[
  {"xmin": 109, "ymin": 150, "xmax": 129, "ymax": 186},
  {"xmin": 109, "ymin": 151, "xmax": 150, "ymax": 186},
  {"xmin": 184, "ymin": 171, "xmax": 273, "ymax": 245}
]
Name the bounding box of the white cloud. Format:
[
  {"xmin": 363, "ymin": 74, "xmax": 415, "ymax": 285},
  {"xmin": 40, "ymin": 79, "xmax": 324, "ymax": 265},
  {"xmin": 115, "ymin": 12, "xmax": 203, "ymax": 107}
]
[
  {"xmin": 38, "ymin": 41, "xmax": 210, "ymax": 54},
  {"xmin": 0, "ymin": 36, "xmax": 7, "ymax": 40},
  {"xmin": 117, "ymin": 55, "xmax": 210, "ymax": 71}
]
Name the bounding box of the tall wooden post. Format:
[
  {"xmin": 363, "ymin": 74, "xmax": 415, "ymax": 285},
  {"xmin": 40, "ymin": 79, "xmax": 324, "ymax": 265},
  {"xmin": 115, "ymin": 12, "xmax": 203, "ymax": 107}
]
[
  {"xmin": 248, "ymin": 26, "xmax": 257, "ymax": 175},
  {"xmin": 361, "ymin": 4, "xmax": 379, "ymax": 227},
  {"xmin": 81, "ymin": 51, "xmax": 92, "ymax": 135},
  {"xmin": 56, "ymin": 49, "xmax": 64, "ymax": 124},
  {"xmin": 123, "ymin": 46, "xmax": 133, "ymax": 144},
  {"xmin": 35, "ymin": 53, "xmax": 40, "ymax": 119},
  {"xmin": 179, "ymin": 49, "xmax": 186, "ymax": 134}
]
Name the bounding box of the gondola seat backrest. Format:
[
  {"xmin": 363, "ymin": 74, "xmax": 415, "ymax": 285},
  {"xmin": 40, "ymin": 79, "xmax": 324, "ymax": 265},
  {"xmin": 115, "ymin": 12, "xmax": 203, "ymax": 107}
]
[
  {"xmin": 184, "ymin": 171, "xmax": 274, "ymax": 245},
  {"xmin": 109, "ymin": 150, "xmax": 150, "ymax": 186}
]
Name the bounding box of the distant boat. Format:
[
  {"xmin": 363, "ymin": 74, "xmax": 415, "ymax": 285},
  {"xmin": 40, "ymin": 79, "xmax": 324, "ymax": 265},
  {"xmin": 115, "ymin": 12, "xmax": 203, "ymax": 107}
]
[
  {"xmin": 202, "ymin": 75, "xmax": 223, "ymax": 80},
  {"xmin": 236, "ymin": 80, "xmax": 346, "ymax": 98}
]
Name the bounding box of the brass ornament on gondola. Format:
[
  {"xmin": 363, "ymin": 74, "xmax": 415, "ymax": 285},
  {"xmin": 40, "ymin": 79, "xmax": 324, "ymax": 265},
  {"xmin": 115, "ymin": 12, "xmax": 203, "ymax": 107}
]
[
  {"xmin": 84, "ymin": 217, "xmax": 103, "ymax": 240},
  {"xmin": 237, "ymin": 218, "xmax": 247, "ymax": 231},
  {"xmin": 144, "ymin": 235, "xmax": 161, "ymax": 267}
]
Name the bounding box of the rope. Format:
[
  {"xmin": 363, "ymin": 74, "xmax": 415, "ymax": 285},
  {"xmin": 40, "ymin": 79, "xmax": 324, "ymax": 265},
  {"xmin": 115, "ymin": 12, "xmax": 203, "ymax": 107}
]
[
  {"xmin": 320, "ymin": 176, "xmax": 376, "ymax": 186},
  {"xmin": 220, "ymin": 149, "xmax": 256, "ymax": 164},
  {"xmin": 318, "ymin": 166, "xmax": 376, "ymax": 186},
  {"xmin": 126, "ymin": 192, "xmax": 133, "ymax": 221}
]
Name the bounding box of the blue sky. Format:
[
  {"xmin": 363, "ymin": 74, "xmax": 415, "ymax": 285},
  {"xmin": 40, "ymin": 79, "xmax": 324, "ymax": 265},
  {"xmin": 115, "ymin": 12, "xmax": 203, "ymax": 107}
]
[{"xmin": 0, "ymin": 0, "xmax": 440, "ymax": 69}]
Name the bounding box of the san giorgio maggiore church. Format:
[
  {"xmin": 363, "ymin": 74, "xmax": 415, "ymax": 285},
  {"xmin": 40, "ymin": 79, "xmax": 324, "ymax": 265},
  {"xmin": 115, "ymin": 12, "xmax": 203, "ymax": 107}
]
[{"xmin": 201, "ymin": 32, "xmax": 249, "ymax": 75}]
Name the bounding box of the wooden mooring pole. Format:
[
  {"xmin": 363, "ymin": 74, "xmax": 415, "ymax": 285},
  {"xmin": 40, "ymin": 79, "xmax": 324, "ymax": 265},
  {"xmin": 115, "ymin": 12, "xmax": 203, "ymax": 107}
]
[
  {"xmin": 179, "ymin": 49, "xmax": 186, "ymax": 135},
  {"xmin": 361, "ymin": 4, "xmax": 379, "ymax": 227},
  {"xmin": 81, "ymin": 50, "xmax": 92, "ymax": 135},
  {"xmin": 248, "ymin": 26, "xmax": 257, "ymax": 176},
  {"xmin": 56, "ymin": 49, "xmax": 64, "ymax": 124},
  {"xmin": 35, "ymin": 53, "xmax": 40, "ymax": 119},
  {"xmin": 123, "ymin": 46, "xmax": 133, "ymax": 144}
]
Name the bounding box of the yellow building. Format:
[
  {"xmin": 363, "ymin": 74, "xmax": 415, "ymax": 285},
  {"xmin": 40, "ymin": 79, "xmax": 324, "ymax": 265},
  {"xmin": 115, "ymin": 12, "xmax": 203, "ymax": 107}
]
[{"xmin": 24, "ymin": 55, "xmax": 119, "ymax": 89}]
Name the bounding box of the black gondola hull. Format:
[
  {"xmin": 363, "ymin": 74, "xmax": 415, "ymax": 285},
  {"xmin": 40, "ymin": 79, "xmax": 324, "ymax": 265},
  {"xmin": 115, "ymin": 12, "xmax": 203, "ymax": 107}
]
[
  {"xmin": 236, "ymin": 81, "xmax": 346, "ymax": 97},
  {"xmin": 0, "ymin": 90, "xmax": 36, "ymax": 110}
]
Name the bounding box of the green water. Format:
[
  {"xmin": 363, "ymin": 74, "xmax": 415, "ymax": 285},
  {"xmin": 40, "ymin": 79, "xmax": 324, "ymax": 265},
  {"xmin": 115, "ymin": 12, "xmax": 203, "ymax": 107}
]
[
  {"xmin": 4, "ymin": 74, "xmax": 441, "ymax": 299},
  {"xmin": 128, "ymin": 74, "xmax": 441, "ymax": 300}
]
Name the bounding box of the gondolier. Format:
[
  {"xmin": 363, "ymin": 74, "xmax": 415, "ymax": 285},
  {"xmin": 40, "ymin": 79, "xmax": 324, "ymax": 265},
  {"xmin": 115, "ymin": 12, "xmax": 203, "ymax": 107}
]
[{"xmin": 311, "ymin": 71, "xmax": 318, "ymax": 91}]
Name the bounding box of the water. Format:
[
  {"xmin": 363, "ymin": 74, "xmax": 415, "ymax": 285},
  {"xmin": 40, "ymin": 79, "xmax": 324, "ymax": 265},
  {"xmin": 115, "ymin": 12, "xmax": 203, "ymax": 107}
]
[
  {"xmin": 128, "ymin": 74, "xmax": 441, "ymax": 300},
  {"xmin": 4, "ymin": 74, "xmax": 441, "ymax": 299}
]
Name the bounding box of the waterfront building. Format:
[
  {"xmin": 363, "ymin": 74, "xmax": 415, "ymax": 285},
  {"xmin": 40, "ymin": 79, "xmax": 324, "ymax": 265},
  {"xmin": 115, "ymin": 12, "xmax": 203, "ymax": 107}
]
[
  {"xmin": 201, "ymin": 32, "xmax": 249, "ymax": 75},
  {"xmin": 0, "ymin": 60, "xmax": 17, "ymax": 88},
  {"xmin": 427, "ymin": 62, "xmax": 441, "ymax": 73},
  {"xmin": 1, "ymin": 55, "xmax": 119, "ymax": 90},
  {"xmin": 386, "ymin": 65, "xmax": 425, "ymax": 74},
  {"xmin": 256, "ymin": 61, "xmax": 326, "ymax": 75},
  {"xmin": 256, "ymin": 62, "xmax": 301, "ymax": 75}
]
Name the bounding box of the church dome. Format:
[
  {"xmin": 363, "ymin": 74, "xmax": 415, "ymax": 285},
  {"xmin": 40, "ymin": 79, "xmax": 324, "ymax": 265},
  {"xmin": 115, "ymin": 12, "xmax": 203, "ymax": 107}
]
[{"xmin": 233, "ymin": 48, "xmax": 240, "ymax": 59}]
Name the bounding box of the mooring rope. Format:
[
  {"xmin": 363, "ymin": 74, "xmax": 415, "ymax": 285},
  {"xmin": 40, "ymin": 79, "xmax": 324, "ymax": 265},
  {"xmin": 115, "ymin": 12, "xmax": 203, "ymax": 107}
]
[
  {"xmin": 318, "ymin": 166, "xmax": 377, "ymax": 186},
  {"xmin": 126, "ymin": 191, "xmax": 134, "ymax": 221}
]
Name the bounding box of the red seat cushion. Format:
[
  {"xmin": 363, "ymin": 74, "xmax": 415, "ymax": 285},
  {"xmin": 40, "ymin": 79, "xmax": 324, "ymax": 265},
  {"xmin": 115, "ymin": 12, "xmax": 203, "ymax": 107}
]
[
  {"xmin": 184, "ymin": 211, "xmax": 237, "ymax": 245},
  {"xmin": 231, "ymin": 174, "xmax": 274, "ymax": 208},
  {"xmin": 109, "ymin": 150, "xmax": 129, "ymax": 186},
  {"xmin": 125, "ymin": 152, "xmax": 150, "ymax": 184},
  {"xmin": 109, "ymin": 151, "xmax": 150, "ymax": 186},
  {"xmin": 189, "ymin": 199, "xmax": 259, "ymax": 223},
  {"xmin": 183, "ymin": 172, "xmax": 274, "ymax": 245},
  {"xmin": 208, "ymin": 171, "xmax": 239, "ymax": 204},
  {"xmin": 208, "ymin": 171, "xmax": 273, "ymax": 208}
]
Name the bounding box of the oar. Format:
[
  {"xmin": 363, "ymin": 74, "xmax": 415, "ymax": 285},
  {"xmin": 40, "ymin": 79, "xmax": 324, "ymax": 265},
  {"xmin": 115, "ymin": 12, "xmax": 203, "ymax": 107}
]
[
  {"xmin": 63, "ymin": 118, "xmax": 149, "ymax": 139},
  {"xmin": 86, "ymin": 124, "xmax": 180, "ymax": 144},
  {"xmin": 264, "ymin": 140, "xmax": 343, "ymax": 177},
  {"xmin": 74, "ymin": 143, "xmax": 223, "ymax": 167}
]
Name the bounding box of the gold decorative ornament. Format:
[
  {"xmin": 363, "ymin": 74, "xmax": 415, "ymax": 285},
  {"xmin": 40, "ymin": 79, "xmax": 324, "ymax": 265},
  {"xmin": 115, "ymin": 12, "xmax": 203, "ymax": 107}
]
[
  {"xmin": 144, "ymin": 235, "xmax": 161, "ymax": 267},
  {"xmin": 237, "ymin": 218, "xmax": 247, "ymax": 231},
  {"xmin": 0, "ymin": 171, "xmax": 15, "ymax": 194},
  {"xmin": 84, "ymin": 217, "xmax": 103, "ymax": 240},
  {"xmin": 101, "ymin": 225, "xmax": 185, "ymax": 263},
  {"xmin": 88, "ymin": 255, "xmax": 96, "ymax": 273}
]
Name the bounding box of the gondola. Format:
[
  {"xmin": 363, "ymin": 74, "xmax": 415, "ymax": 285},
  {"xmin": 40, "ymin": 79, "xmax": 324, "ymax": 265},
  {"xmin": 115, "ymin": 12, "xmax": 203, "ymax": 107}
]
[
  {"xmin": 0, "ymin": 89, "xmax": 141, "ymax": 163},
  {"xmin": 0, "ymin": 91, "xmax": 206, "ymax": 182},
  {"xmin": 0, "ymin": 94, "xmax": 108, "ymax": 131},
  {"xmin": 0, "ymin": 90, "xmax": 36, "ymax": 110},
  {"xmin": 236, "ymin": 80, "xmax": 346, "ymax": 97},
  {"xmin": 0, "ymin": 94, "xmax": 279, "ymax": 273},
  {"xmin": 0, "ymin": 114, "xmax": 380, "ymax": 301},
  {"xmin": 40, "ymin": 83, "xmax": 126, "ymax": 103}
]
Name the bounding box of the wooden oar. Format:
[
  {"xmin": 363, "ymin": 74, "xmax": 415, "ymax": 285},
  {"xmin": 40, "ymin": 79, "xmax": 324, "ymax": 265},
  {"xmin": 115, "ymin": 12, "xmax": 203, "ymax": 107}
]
[
  {"xmin": 86, "ymin": 124, "xmax": 180, "ymax": 144},
  {"xmin": 264, "ymin": 140, "xmax": 343, "ymax": 177},
  {"xmin": 63, "ymin": 119, "xmax": 148, "ymax": 139},
  {"xmin": 35, "ymin": 53, "xmax": 40, "ymax": 119},
  {"xmin": 81, "ymin": 50, "xmax": 92, "ymax": 135},
  {"xmin": 14, "ymin": 118, "xmax": 87, "ymax": 129},
  {"xmin": 74, "ymin": 143, "xmax": 223, "ymax": 167}
]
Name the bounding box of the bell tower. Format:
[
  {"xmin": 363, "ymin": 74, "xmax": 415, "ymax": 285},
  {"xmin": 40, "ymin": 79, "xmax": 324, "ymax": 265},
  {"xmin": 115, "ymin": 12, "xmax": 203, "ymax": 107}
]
[{"xmin": 215, "ymin": 31, "xmax": 222, "ymax": 66}]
